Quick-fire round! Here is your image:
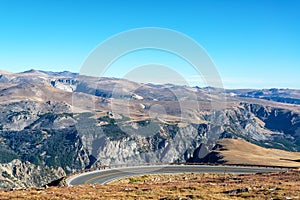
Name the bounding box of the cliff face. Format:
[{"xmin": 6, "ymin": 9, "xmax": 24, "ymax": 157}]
[
  {"xmin": 84, "ymin": 103, "xmax": 300, "ymax": 166},
  {"xmin": 0, "ymin": 101, "xmax": 91, "ymax": 173},
  {"xmin": 1, "ymin": 99, "xmax": 298, "ymax": 172},
  {"xmin": 0, "ymin": 70, "xmax": 299, "ymax": 188},
  {"xmin": 0, "ymin": 159, "xmax": 65, "ymax": 189}
]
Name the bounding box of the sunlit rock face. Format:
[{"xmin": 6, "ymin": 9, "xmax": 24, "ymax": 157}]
[{"xmin": 0, "ymin": 70, "xmax": 299, "ymax": 188}]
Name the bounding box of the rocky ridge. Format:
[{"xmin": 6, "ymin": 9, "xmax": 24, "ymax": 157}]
[
  {"xmin": 0, "ymin": 159, "xmax": 65, "ymax": 189},
  {"xmin": 0, "ymin": 70, "xmax": 299, "ymax": 188}
]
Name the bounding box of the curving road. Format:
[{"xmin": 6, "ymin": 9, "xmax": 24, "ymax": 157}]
[{"xmin": 67, "ymin": 165, "xmax": 288, "ymax": 185}]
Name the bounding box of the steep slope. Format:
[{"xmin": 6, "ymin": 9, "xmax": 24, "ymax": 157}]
[
  {"xmin": 0, "ymin": 159, "xmax": 65, "ymax": 189},
  {"xmin": 199, "ymin": 139, "xmax": 300, "ymax": 167},
  {"xmin": 0, "ymin": 69, "xmax": 300, "ymax": 189}
]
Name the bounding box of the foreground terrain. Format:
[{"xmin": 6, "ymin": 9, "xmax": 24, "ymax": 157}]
[{"xmin": 0, "ymin": 172, "xmax": 299, "ymax": 199}]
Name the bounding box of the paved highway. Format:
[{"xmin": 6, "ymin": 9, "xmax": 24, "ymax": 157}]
[{"xmin": 67, "ymin": 165, "xmax": 288, "ymax": 185}]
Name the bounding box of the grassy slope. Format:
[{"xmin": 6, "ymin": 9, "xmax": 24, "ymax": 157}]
[{"xmin": 213, "ymin": 139, "xmax": 300, "ymax": 167}]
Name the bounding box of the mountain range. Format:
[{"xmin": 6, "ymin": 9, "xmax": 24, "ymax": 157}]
[{"xmin": 0, "ymin": 69, "xmax": 299, "ymax": 189}]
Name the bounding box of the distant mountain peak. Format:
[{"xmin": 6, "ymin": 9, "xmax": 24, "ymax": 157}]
[
  {"xmin": 38, "ymin": 70, "xmax": 78, "ymax": 78},
  {"xmin": 19, "ymin": 69, "xmax": 47, "ymax": 76}
]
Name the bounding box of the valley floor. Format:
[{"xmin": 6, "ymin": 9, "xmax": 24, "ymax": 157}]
[{"xmin": 0, "ymin": 171, "xmax": 299, "ymax": 199}]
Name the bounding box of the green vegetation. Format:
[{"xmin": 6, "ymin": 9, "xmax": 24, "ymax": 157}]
[
  {"xmin": 101, "ymin": 123, "xmax": 128, "ymax": 140},
  {"xmin": 1, "ymin": 126, "xmax": 86, "ymax": 173},
  {"xmin": 40, "ymin": 129, "xmax": 84, "ymax": 172},
  {"xmin": 271, "ymin": 135, "xmax": 298, "ymax": 151},
  {"xmin": 129, "ymin": 177, "xmax": 141, "ymax": 183},
  {"xmin": 136, "ymin": 120, "xmax": 150, "ymax": 126},
  {"xmin": 97, "ymin": 115, "xmax": 115, "ymax": 124},
  {"xmin": 0, "ymin": 149, "xmax": 19, "ymax": 163}
]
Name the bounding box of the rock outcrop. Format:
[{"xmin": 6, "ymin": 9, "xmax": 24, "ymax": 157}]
[
  {"xmin": 0, "ymin": 70, "xmax": 299, "ymax": 188},
  {"xmin": 0, "ymin": 159, "xmax": 65, "ymax": 189}
]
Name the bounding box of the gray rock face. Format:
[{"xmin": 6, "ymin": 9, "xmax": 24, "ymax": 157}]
[
  {"xmin": 0, "ymin": 101, "xmax": 71, "ymax": 131},
  {"xmin": 89, "ymin": 120, "xmax": 210, "ymax": 166},
  {"xmin": 78, "ymin": 104, "xmax": 300, "ymax": 167},
  {"xmin": 0, "ymin": 159, "xmax": 65, "ymax": 189},
  {"xmin": 0, "ymin": 70, "xmax": 299, "ymax": 189},
  {"xmin": 50, "ymin": 78, "xmax": 78, "ymax": 92},
  {"xmin": 2, "ymin": 100, "xmax": 293, "ymax": 176},
  {"xmin": 0, "ymin": 98, "xmax": 299, "ymax": 171}
]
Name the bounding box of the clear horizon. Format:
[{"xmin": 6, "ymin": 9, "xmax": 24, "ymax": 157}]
[
  {"xmin": 0, "ymin": 0, "xmax": 299, "ymax": 89},
  {"xmin": 2, "ymin": 68, "xmax": 297, "ymax": 90}
]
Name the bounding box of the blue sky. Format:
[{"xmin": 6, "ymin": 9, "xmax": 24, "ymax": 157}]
[{"xmin": 0, "ymin": 0, "xmax": 299, "ymax": 88}]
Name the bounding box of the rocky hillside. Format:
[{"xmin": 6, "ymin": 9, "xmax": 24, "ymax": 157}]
[
  {"xmin": 0, "ymin": 69, "xmax": 299, "ymax": 188},
  {"xmin": 0, "ymin": 159, "xmax": 65, "ymax": 189}
]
